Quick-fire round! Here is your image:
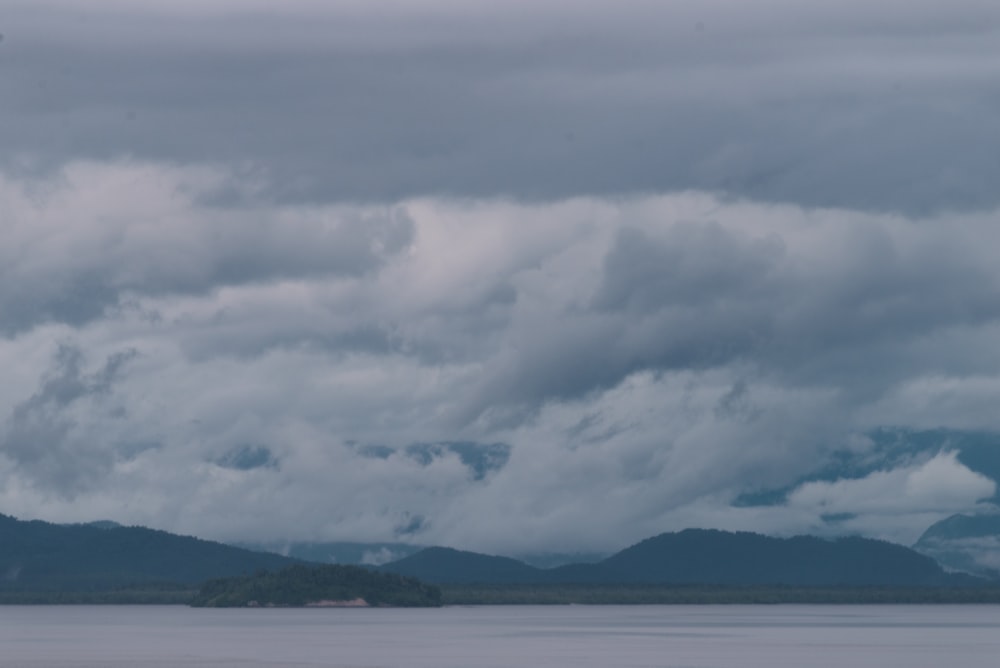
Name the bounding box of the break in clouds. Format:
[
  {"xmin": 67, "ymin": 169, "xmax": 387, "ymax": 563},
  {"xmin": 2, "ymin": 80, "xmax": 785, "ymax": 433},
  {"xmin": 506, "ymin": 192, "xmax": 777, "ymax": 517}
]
[{"xmin": 1, "ymin": 0, "xmax": 999, "ymax": 555}]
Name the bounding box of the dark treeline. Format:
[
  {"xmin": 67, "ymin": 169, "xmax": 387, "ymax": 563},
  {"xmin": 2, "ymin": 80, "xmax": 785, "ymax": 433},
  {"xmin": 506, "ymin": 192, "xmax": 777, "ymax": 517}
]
[
  {"xmin": 440, "ymin": 584, "xmax": 1000, "ymax": 605},
  {"xmin": 191, "ymin": 564, "xmax": 442, "ymax": 607},
  {"xmin": 8, "ymin": 583, "xmax": 1000, "ymax": 606},
  {"xmin": 0, "ymin": 587, "xmax": 197, "ymax": 605}
]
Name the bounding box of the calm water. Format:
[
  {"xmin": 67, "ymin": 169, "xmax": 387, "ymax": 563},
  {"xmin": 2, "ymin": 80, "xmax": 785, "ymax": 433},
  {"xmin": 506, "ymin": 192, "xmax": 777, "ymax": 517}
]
[{"xmin": 2, "ymin": 604, "xmax": 1000, "ymax": 667}]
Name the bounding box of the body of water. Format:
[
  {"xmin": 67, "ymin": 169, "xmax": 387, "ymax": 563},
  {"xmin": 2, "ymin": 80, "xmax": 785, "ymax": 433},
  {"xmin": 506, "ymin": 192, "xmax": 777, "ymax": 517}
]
[{"xmin": 2, "ymin": 604, "xmax": 1000, "ymax": 667}]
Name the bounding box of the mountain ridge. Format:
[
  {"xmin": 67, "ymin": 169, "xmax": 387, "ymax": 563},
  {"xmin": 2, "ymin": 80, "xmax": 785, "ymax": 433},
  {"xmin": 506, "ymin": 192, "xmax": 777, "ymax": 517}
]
[
  {"xmin": 0, "ymin": 512, "xmax": 989, "ymax": 593},
  {"xmin": 0, "ymin": 513, "xmax": 301, "ymax": 591},
  {"xmin": 381, "ymin": 528, "xmax": 983, "ymax": 587}
]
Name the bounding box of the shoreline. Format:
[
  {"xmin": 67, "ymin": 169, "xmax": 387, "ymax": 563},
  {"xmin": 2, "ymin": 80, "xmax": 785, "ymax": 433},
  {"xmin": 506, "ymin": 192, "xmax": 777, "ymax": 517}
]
[{"xmin": 7, "ymin": 584, "xmax": 1000, "ymax": 606}]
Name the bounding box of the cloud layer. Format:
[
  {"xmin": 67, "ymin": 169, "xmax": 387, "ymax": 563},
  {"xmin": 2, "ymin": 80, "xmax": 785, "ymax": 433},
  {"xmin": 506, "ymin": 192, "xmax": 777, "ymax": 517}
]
[
  {"xmin": 2, "ymin": 161, "xmax": 999, "ymax": 552},
  {"xmin": 2, "ymin": 1, "xmax": 1000, "ymax": 554},
  {"xmin": 3, "ymin": 0, "xmax": 1000, "ymax": 212}
]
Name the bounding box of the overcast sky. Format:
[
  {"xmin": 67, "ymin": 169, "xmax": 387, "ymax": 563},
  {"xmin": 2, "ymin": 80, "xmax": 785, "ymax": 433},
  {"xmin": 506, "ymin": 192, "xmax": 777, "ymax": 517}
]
[{"xmin": 1, "ymin": 0, "xmax": 1000, "ymax": 555}]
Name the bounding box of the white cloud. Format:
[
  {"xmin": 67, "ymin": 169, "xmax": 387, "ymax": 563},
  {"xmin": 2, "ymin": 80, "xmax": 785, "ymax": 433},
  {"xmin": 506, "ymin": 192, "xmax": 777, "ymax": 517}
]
[
  {"xmin": 783, "ymin": 452, "xmax": 995, "ymax": 544},
  {"xmin": 789, "ymin": 452, "xmax": 995, "ymax": 515}
]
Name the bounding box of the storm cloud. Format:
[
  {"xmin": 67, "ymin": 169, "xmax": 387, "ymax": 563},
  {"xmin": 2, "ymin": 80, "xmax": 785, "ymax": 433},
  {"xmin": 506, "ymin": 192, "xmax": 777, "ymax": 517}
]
[
  {"xmin": 3, "ymin": 0, "xmax": 1000, "ymax": 212},
  {"xmin": 1, "ymin": 1, "xmax": 1000, "ymax": 555}
]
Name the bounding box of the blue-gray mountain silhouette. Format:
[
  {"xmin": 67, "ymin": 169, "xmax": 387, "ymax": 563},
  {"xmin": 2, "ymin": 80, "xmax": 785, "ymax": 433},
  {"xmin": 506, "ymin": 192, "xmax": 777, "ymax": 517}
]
[
  {"xmin": 382, "ymin": 529, "xmax": 977, "ymax": 586},
  {"xmin": 0, "ymin": 513, "xmax": 299, "ymax": 591}
]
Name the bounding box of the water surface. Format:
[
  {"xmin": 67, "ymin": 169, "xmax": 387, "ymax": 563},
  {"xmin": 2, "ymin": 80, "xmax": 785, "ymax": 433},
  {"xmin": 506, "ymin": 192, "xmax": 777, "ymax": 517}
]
[{"xmin": 3, "ymin": 604, "xmax": 999, "ymax": 667}]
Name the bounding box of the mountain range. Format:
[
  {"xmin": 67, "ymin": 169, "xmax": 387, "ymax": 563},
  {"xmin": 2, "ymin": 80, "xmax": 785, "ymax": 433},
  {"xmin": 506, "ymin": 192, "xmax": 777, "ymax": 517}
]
[
  {"xmin": 914, "ymin": 513, "xmax": 1000, "ymax": 579},
  {"xmin": 379, "ymin": 529, "xmax": 978, "ymax": 587},
  {"xmin": 0, "ymin": 512, "xmax": 989, "ymax": 594},
  {"xmin": 0, "ymin": 513, "xmax": 299, "ymax": 591}
]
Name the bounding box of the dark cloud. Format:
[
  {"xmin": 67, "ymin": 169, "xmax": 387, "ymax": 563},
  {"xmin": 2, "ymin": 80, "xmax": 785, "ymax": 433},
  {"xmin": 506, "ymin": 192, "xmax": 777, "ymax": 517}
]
[
  {"xmin": 2, "ymin": 1, "xmax": 999, "ymax": 213},
  {"xmin": 594, "ymin": 224, "xmax": 785, "ymax": 313},
  {"xmin": 460, "ymin": 213, "xmax": 1000, "ymax": 424},
  {"xmin": 1, "ymin": 345, "xmax": 136, "ymax": 495}
]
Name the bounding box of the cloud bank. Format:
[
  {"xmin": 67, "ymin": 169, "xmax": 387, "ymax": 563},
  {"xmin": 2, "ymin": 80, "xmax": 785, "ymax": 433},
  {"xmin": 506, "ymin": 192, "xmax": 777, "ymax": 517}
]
[
  {"xmin": 2, "ymin": 161, "xmax": 999, "ymax": 552},
  {"xmin": 2, "ymin": 1, "xmax": 1000, "ymax": 554},
  {"xmin": 3, "ymin": 0, "xmax": 999, "ymax": 212}
]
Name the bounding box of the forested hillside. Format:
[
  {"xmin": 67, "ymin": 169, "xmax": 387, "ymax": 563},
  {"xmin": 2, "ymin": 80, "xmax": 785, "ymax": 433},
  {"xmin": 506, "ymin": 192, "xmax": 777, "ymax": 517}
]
[
  {"xmin": 191, "ymin": 564, "xmax": 442, "ymax": 607},
  {"xmin": 0, "ymin": 514, "xmax": 299, "ymax": 591},
  {"xmin": 383, "ymin": 529, "xmax": 981, "ymax": 587}
]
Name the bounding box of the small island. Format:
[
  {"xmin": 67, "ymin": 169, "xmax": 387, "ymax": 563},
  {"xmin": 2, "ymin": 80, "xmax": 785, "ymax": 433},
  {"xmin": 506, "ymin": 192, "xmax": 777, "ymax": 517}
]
[{"xmin": 189, "ymin": 564, "xmax": 442, "ymax": 608}]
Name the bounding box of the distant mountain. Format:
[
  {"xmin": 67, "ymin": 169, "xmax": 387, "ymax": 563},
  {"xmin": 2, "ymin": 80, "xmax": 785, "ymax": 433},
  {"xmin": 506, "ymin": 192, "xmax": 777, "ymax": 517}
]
[
  {"xmin": 598, "ymin": 529, "xmax": 961, "ymax": 586},
  {"xmin": 514, "ymin": 551, "xmax": 607, "ymax": 569},
  {"xmin": 237, "ymin": 539, "xmax": 602, "ymax": 570},
  {"xmin": 381, "ymin": 546, "xmax": 547, "ymax": 584},
  {"xmin": 920, "ymin": 513, "xmax": 1000, "ymax": 543},
  {"xmin": 3, "ymin": 511, "xmax": 983, "ymax": 594},
  {"xmin": 236, "ymin": 540, "xmax": 423, "ymax": 566},
  {"xmin": 382, "ymin": 529, "xmax": 977, "ymax": 587},
  {"xmin": 914, "ymin": 513, "xmax": 1000, "ymax": 579},
  {"xmin": 0, "ymin": 513, "xmax": 300, "ymax": 591}
]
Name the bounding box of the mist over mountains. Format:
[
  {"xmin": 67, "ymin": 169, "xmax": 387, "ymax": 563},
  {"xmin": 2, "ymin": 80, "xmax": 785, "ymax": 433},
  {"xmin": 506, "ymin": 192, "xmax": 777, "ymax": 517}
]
[{"xmin": 238, "ymin": 427, "xmax": 1000, "ymax": 571}]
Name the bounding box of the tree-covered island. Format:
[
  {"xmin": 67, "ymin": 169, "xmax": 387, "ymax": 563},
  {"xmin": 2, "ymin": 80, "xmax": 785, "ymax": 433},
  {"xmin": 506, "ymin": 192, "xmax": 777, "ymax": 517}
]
[{"xmin": 190, "ymin": 564, "xmax": 442, "ymax": 608}]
